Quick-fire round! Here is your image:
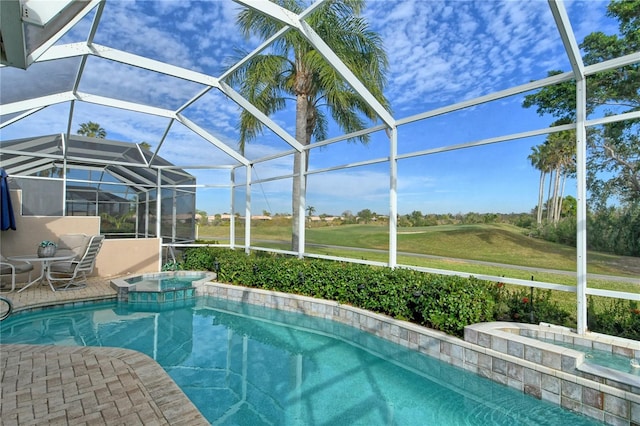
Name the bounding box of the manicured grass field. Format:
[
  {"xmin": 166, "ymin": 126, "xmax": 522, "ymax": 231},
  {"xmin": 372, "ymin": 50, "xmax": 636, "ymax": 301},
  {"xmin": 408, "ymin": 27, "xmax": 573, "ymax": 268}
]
[
  {"xmin": 197, "ymin": 222, "xmax": 640, "ymax": 291},
  {"xmin": 196, "ymin": 221, "xmax": 638, "ymax": 326}
]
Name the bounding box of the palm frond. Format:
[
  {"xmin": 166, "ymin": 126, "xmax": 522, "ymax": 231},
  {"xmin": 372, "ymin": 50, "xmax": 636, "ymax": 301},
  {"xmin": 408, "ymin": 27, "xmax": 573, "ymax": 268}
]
[{"xmin": 231, "ymin": 0, "xmax": 389, "ymax": 148}]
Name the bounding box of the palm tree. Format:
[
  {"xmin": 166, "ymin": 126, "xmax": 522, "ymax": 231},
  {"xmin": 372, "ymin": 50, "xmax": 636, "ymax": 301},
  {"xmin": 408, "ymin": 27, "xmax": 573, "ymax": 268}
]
[
  {"xmin": 552, "ymin": 131, "xmax": 576, "ymax": 223},
  {"xmin": 528, "ymin": 145, "xmax": 547, "ymax": 225},
  {"xmin": 227, "ymin": 0, "xmax": 390, "ymax": 251},
  {"xmin": 77, "ymin": 121, "xmax": 106, "ymax": 139},
  {"xmin": 306, "ymin": 205, "xmax": 316, "ymax": 228},
  {"xmin": 306, "ymin": 205, "xmax": 316, "ymax": 218},
  {"xmin": 530, "ymin": 128, "xmax": 576, "ymax": 225}
]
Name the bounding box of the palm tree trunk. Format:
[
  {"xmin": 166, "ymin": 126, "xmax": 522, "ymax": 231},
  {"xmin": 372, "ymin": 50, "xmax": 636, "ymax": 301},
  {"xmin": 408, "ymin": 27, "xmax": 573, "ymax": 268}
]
[
  {"xmin": 551, "ymin": 166, "xmax": 561, "ymax": 224},
  {"xmin": 556, "ymin": 171, "xmax": 567, "ymax": 222},
  {"xmin": 546, "ymin": 169, "xmax": 554, "ymax": 222},
  {"xmin": 291, "ymin": 93, "xmax": 311, "ymax": 252},
  {"xmin": 292, "ymin": 152, "xmax": 302, "ymax": 252},
  {"xmin": 537, "ymin": 171, "xmax": 545, "ymax": 225}
]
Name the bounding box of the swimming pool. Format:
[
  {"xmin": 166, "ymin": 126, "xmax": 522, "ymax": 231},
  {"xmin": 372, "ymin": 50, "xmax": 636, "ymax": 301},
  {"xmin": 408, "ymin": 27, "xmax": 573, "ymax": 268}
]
[{"xmin": 0, "ymin": 297, "xmax": 601, "ymax": 425}]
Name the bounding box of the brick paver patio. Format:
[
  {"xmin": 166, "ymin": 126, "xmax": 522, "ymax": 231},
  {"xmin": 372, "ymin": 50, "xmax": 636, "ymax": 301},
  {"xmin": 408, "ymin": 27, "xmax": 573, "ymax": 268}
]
[{"xmin": 0, "ymin": 277, "xmax": 208, "ymax": 425}]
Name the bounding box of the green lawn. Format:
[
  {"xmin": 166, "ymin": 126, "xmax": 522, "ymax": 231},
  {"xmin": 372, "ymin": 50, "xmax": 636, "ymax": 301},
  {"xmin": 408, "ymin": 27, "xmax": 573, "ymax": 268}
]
[{"xmin": 197, "ymin": 222, "xmax": 640, "ymax": 292}]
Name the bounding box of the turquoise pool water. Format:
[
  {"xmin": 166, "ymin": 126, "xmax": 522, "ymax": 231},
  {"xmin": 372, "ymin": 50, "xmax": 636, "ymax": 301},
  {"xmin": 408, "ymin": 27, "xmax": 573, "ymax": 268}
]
[
  {"xmin": 1, "ymin": 298, "xmax": 601, "ymax": 425},
  {"xmin": 125, "ymin": 274, "xmax": 205, "ymax": 292},
  {"xmin": 540, "ymin": 338, "xmax": 640, "ymax": 376}
]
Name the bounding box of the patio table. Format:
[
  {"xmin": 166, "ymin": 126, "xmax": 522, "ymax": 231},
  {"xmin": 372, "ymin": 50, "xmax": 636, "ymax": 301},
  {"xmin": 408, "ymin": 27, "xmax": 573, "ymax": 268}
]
[{"xmin": 8, "ymin": 254, "xmax": 75, "ymax": 293}]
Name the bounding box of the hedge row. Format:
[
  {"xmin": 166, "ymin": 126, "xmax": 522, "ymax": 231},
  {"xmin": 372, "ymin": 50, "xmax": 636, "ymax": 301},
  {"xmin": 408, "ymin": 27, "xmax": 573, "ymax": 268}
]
[
  {"xmin": 183, "ymin": 247, "xmax": 497, "ymax": 336},
  {"xmin": 180, "ymin": 247, "xmax": 638, "ymax": 339}
]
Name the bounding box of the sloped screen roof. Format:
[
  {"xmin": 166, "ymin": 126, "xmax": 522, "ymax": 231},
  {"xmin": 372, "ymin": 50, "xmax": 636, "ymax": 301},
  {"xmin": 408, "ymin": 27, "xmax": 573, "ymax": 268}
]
[
  {"xmin": 0, "ymin": 0, "xmax": 638, "ymax": 215},
  {"xmin": 0, "ymin": 133, "xmax": 194, "ymax": 191}
]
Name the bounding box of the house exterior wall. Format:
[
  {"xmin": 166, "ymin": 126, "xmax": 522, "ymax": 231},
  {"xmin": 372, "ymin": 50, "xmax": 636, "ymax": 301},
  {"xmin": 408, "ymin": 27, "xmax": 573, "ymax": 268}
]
[
  {"xmin": 94, "ymin": 238, "xmax": 160, "ymax": 277},
  {"xmin": 3, "ymin": 190, "xmax": 159, "ymax": 278}
]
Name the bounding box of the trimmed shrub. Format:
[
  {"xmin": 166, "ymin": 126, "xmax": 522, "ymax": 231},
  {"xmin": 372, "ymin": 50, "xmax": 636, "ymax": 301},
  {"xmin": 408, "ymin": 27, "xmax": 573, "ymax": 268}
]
[
  {"xmin": 183, "ymin": 246, "xmax": 217, "ymax": 270},
  {"xmin": 178, "ymin": 248, "xmax": 640, "ymax": 339},
  {"xmin": 412, "ymin": 275, "xmax": 495, "ymax": 336}
]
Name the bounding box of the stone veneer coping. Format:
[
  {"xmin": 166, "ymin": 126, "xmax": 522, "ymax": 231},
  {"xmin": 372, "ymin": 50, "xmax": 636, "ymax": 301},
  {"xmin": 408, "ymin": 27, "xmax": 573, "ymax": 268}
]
[
  {"xmin": 199, "ymin": 281, "xmax": 640, "ymax": 426},
  {"xmin": 110, "ymin": 271, "xmax": 217, "ymax": 301},
  {"xmin": 467, "ymin": 322, "xmax": 640, "ymax": 392}
]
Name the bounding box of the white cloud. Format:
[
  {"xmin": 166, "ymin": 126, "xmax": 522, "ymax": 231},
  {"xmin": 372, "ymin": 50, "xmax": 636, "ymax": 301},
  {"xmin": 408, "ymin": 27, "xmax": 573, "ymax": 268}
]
[
  {"xmin": 77, "ymin": 58, "xmax": 205, "ymax": 110},
  {"xmin": 366, "ymin": 0, "xmax": 571, "ymax": 114},
  {"xmin": 95, "ymin": 2, "xmax": 196, "ymax": 69}
]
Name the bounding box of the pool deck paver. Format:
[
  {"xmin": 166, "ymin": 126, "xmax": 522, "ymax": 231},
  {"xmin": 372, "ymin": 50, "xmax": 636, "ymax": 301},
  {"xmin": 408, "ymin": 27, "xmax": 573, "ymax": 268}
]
[{"xmin": 0, "ymin": 277, "xmax": 209, "ymax": 425}]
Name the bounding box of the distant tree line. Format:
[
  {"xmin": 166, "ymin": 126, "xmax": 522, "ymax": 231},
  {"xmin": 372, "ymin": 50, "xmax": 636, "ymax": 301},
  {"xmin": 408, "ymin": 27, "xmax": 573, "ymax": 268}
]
[
  {"xmin": 200, "ymin": 203, "xmax": 638, "ymax": 256},
  {"xmin": 395, "ymin": 211, "xmax": 530, "ymax": 228}
]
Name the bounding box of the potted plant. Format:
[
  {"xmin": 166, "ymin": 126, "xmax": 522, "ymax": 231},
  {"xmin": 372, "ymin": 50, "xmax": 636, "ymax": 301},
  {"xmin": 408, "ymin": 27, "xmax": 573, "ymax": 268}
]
[{"xmin": 37, "ymin": 240, "xmax": 57, "ymax": 258}]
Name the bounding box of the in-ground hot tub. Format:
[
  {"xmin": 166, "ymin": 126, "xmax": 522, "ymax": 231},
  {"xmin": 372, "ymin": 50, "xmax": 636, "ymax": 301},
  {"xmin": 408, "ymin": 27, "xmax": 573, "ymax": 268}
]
[
  {"xmin": 465, "ymin": 321, "xmax": 640, "ymax": 392},
  {"xmin": 111, "ymin": 271, "xmax": 216, "ymax": 304}
]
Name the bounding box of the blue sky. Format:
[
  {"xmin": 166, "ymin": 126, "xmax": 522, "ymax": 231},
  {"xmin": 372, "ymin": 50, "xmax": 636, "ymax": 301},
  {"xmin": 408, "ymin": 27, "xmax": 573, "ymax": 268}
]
[{"xmin": 0, "ymin": 0, "xmax": 618, "ymax": 217}]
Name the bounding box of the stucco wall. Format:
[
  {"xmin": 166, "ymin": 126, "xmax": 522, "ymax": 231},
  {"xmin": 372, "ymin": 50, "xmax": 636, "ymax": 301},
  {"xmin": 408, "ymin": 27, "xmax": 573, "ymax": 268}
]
[
  {"xmin": 2, "ymin": 190, "xmax": 160, "ymax": 279},
  {"xmin": 94, "ymin": 238, "xmax": 160, "ymax": 277}
]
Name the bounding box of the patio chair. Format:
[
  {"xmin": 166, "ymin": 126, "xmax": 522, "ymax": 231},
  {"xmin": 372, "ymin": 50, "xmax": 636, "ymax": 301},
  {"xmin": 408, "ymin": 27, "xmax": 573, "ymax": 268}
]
[
  {"xmin": 46, "ymin": 235, "xmax": 104, "ymax": 290},
  {"xmin": 0, "ymin": 254, "xmax": 33, "ymax": 293},
  {"xmin": 56, "ymin": 233, "xmax": 91, "ymax": 260}
]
